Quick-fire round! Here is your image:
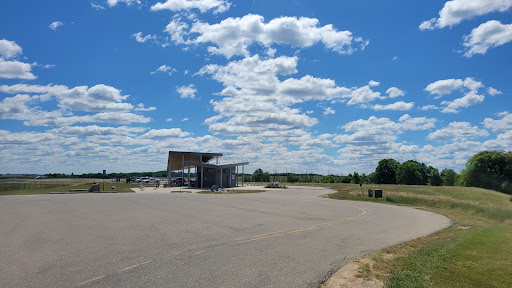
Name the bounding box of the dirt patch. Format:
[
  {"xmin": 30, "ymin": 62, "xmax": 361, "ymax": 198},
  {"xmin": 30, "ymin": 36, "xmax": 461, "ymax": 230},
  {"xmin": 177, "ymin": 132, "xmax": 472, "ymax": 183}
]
[{"xmin": 321, "ymin": 258, "xmax": 383, "ymax": 288}]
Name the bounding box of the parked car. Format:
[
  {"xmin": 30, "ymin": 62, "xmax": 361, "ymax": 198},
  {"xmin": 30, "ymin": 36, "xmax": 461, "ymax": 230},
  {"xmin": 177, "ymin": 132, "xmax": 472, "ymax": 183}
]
[{"xmin": 142, "ymin": 177, "xmax": 159, "ymax": 184}]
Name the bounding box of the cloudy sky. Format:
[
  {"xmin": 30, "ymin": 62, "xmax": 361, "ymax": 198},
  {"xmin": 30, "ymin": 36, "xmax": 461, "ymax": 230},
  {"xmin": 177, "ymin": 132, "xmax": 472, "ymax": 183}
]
[{"xmin": 0, "ymin": 0, "xmax": 511, "ymax": 175}]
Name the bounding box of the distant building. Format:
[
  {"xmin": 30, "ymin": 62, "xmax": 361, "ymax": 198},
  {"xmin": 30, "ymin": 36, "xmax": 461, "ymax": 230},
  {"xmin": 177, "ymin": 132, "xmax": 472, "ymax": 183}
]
[{"xmin": 167, "ymin": 151, "xmax": 249, "ymax": 188}]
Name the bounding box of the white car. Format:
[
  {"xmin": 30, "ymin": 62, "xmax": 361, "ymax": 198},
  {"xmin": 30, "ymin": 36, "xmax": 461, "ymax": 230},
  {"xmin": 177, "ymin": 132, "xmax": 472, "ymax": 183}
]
[{"xmin": 142, "ymin": 177, "xmax": 159, "ymax": 184}]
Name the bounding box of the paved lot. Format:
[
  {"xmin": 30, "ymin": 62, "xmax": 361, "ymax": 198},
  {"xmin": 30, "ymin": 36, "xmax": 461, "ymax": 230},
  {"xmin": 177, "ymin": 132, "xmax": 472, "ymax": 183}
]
[{"xmin": 0, "ymin": 186, "xmax": 450, "ymax": 288}]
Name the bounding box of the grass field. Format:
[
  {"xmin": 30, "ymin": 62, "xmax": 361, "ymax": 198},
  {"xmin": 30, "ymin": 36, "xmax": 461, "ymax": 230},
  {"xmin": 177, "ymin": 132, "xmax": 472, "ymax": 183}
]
[
  {"xmin": 308, "ymin": 183, "xmax": 512, "ymax": 288},
  {"xmin": 197, "ymin": 189, "xmax": 266, "ymax": 194},
  {"xmin": 0, "ymin": 179, "xmax": 139, "ymax": 195}
]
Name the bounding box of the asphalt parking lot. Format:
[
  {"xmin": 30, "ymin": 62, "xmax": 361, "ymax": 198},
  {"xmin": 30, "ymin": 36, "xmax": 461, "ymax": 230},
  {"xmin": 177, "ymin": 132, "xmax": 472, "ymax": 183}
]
[{"xmin": 0, "ymin": 186, "xmax": 450, "ymax": 288}]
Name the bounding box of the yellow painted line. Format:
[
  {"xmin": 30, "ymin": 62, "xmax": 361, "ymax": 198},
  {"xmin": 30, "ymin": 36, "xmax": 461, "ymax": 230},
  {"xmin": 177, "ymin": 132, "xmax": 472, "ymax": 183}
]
[
  {"xmin": 118, "ymin": 260, "xmax": 152, "ymax": 272},
  {"xmin": 236, "ymin": 233, "xmax": 283, "ymax": 244},
  {"xmin": 76, "ymin": 275, "xmax": 106, "ymax": 286},
  {"xmin": 194, "ymin": 250, "xmax": 205, "ymax": 255},
  {"xmin": 234, "ymin": 229, "xmax": 289, "ymax": 241},
  {"xmin": 286, "ymin": 226, "xmax": 318, "ymax": 234}
]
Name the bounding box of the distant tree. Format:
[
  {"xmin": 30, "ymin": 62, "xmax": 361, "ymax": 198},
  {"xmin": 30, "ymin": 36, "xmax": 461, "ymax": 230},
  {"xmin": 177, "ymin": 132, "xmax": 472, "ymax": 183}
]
[
  {"xmin": 429, "ymin": 168, "xmax": 442, "ymax": 186},
  {"xmin": 375, "ymin": 159, "xmax": 400, "ymax": 184},
  {"xmin": 459, "ymin": 151, "xmax": 512, "ymax": 194},
  {"xmin": 252, "ymin": 169, "xmax": 271, "ymax": 182},
  {"xmin": 360, "ymin": 173, "xmax": 368, "ymax": 184},
  {"xmin": 440, "ymin": 169, "xmax": 458, "ymax": 186},
  {"xmin": 286, "ymin": 174, "xmax": 299, "ymax": 183},
  {"xmin": 397, "ymin": 160, "xmax": 424, "ymax": 185},
  {"xmin": 351, "ymin": 172, "xmax": 361, "ymax": 184}
]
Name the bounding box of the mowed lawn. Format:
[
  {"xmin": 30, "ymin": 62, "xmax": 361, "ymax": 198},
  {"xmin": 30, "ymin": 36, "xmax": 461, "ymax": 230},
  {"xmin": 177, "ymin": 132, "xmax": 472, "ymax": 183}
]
[{"xmin": 307, "ymin": 183, "xmax": 512, "ymax": 287}]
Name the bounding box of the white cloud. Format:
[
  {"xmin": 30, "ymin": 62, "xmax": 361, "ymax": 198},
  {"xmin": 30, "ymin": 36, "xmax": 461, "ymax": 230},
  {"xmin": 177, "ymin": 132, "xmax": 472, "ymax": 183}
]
[
  {"xmin": 182, "ymin": 117, "xmax": 189, "ymax": 121},
  {"xmin": 488, "ymin": 87, "xmax": 503, "ymax": 96},
  {"xmin": 463, "ymin": 20, "xmax": 512, "ymax": 57},
  {"xmin": 0, "ymin": 39, "xmax": 22, "ymax": 59},
  {"xmin": 106, "ymin": 0, "xmax": 140, "ymax": 7},
  {"xmin": 386, "ymin": 87, "xmax": 405, "ymax": 98},
  {"xmin": 483, "ymin": 112, "xmax": 512, "ymax": 132},
  {"xmin": 392, "ymin": 56, "xmax": 398, "ymax": 61},
  {"xmin": 427, "ymin": 122, "xmax": 489, "ymax": 142},
  {"xmin": 49, "ymin": 21, "xmax": 63, "ymax": 31},
  {"xmin": 419, "ymin": 0, "xmax": 512, "ymax": 30},
  {"xmin": 91, "ymin": 2, "xmax": 106, "ymax": 9},
  {"xmin": 151, "ymin": 64, "xmax": 177, "ymax": 76},
  {"xmin": 323, "ymin": 107, "xmax": 335, "ymax": 116},
  {"xmin": 421, "ymin": 105, "xmax": 440, "ymax": 111},
  {"xmin": 151, "ymin": 0, "xmax": 231, "ymax": 14},
  {"xmin": 177, "ymin": 84, "xmax": 197, "ymax": 99},
  {"xmin": 441, "ymin": 92, "xmax": 485, "ymax": 113},
  {"xmin": 368, "ymin": 80, "xmax": 380, "ymax": 87},
  {"xmin": 372, "ymin": 101, "xmax": 414, "ymax": 111},
  {"xmin": 133, "ymin": 32, "xmax": 157, "ymax": 43},
  {"xmin": 133, "ymin": 103, "xmax": 157, "ymax": 111},
  {"xmin": 425, "ymin": 78, "xmax": 464, "ymax": 97},
  {"xmin": 0, "ymin": 58, "xmax": 36, "ymax": 80},
  {"xmin": 141, "ymin": 128, "xmax": 191, "ymax": 139},
  {"xmin": 346, "ymin": 85, "xmax": 384, "ymax": 105},
  {"xmin": 50, "ymin": 125, "xmax": 146, "ymax": 137},
  {"xmin": 166, "ymin": 14, "xmax": 368, "ymax": 58},
  {"xmin": 166, "ymin": 117, "xmax": 173, "ymax": 122}
]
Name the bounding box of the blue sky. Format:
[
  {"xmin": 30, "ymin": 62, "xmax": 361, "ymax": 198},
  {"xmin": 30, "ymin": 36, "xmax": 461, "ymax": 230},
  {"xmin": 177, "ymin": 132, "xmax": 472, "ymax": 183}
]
[{"xmin": 0, "ymin": 0, "xmax": 511, "ymax": 175}]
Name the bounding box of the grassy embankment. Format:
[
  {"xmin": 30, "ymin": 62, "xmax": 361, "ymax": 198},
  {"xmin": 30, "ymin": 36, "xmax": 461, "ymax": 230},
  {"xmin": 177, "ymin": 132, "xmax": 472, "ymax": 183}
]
[
  {"xmin": 301, "ymin": 183, "xmax": 512, "ymax": 287},
  {"xmin": 0, "ymin": 179, "xmax": 139, "ymax": 195}
]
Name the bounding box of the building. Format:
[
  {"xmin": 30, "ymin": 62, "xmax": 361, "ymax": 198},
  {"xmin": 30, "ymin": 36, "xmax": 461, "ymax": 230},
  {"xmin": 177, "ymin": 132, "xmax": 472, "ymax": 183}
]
[{"xmin": 166, "ymin": 151, "xmax": 249, "ymax": 188}]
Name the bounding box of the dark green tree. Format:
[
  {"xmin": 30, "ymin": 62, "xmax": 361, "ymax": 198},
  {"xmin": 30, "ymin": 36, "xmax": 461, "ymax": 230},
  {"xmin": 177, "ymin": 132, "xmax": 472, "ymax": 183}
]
[
  {"xmin": 396, "ymin": 160, "xmax": 423, "ymax": 185},
  {"xmin": 252, "ymin": 169, "xmax": 271, "ymax": 182},
  {"xmin": 351, "ymin": 172, "xmax": 361, "ymax": 184},
  {"xmin": 459, "ymin": 151, "xmax": 512, "ymax": 194},
  {"xmin": 429, "ymin": 168, "xmax": 442, "ymax": 186},
  {"xmin": 440, "ymin": 169, "xmax": 458, "ymax": 186},
  {"xmin": 375, "ymin": 159, "xmax": 400, "ymax": 184}
]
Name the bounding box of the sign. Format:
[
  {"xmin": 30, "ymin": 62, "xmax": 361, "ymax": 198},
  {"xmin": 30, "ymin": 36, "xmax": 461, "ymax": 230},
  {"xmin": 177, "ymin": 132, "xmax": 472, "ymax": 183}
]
[{"xmin": 103, "ymin": 170, "xmax": 106, "ymax": 176}]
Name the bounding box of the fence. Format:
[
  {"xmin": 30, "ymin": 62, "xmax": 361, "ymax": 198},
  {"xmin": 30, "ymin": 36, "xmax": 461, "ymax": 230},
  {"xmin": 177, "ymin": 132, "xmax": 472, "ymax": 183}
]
[{"xmin": 0, "ymin": 179, "xmax": 99, "ymax": 193}]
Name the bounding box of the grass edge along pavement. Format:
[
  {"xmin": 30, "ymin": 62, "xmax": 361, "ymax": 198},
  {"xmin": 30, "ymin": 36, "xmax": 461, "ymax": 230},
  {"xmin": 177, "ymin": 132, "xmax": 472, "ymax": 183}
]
[
  {"xmin": 0, "ymin": 181, "xmax": 139, "ymax": 195},
  {"xmin": 313, "ymin": 183, "xmax": 512, "ymax": 288}
]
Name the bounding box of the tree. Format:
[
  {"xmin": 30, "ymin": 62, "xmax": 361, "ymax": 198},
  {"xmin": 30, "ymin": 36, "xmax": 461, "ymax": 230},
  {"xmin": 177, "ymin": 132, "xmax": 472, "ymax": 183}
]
[
  {"xmin": 440, "ymin": 169, "xmax": 458, "ymax": 186},
  {"xmin": 459, "ymin": 151, "xmax": 512, "ymax": 194},
  {"xmin": 375, "ymin": 159, "xmax": 400, "ymax": 184},
  {"xmin": 286, "ymin": 174, "xmax": 299, "ymax": 183},
  {"xmin": 252, "ymin": 169, "xmax": 270, "ymax": 182},
  {"xmin": 351, "ymin": 172, "xmax": 361, "ymax": 184},
  {"xmin": 429, "ymin": 168, "xmax": 442, "ymax": 186},
  {"xmin": 396, "ymin": 160, "xmax": 423, "ymax": 185}
]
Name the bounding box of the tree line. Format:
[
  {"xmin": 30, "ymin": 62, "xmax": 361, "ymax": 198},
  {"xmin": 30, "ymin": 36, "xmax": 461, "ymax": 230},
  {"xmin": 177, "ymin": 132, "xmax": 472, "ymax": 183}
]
[{"xmin": 250, "ymin": 150, "xmax": 512, "ymax": 195}]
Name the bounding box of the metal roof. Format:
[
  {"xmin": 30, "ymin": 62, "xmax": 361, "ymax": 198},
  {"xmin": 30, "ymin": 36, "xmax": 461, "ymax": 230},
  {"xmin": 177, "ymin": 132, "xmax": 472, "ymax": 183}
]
[{"xmin": 167, "ymin": 151, "xmax": 223, "ymax": 171}]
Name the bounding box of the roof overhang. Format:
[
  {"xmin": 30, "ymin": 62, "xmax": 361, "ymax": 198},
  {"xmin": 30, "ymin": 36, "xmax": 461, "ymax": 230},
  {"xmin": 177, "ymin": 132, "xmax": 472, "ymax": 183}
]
[{"xmin": 167, "ymin": 151, "xmax": 222, "ymax": 172}]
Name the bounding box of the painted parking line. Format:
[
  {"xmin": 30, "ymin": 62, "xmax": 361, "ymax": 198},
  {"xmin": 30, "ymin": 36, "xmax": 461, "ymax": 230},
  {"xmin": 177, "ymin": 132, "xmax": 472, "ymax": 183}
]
[
  {"xmin": 76, "ymin": 275, "xmax": 106, "ymax": 286},
  {"xmin": 118, "ymin": 260, "xmax": 152, "ymax": 272}
]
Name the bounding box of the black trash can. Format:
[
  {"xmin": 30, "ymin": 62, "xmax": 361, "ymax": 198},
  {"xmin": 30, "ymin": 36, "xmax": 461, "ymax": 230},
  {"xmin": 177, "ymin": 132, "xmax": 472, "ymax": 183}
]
[
  {"xmin": 368, "ymin": 189, "xmax": 373, "ymax": 197},
  {"xmin": 375, "ymin": 189, "xmax": 383, "ymax": 198}
]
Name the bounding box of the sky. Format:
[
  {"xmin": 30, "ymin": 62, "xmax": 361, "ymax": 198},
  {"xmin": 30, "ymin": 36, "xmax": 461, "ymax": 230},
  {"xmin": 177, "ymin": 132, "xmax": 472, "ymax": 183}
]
[{"xmin": 0, "ymin": 0, "xmax": 511, "ymax": 175}]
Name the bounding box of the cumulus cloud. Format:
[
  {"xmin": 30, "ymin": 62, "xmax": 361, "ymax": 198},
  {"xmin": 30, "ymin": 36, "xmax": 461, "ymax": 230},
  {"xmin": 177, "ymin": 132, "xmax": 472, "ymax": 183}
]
[
  {"xmin": 427, "ymin": 122, "xmax": 489, "ymax": 142},
  {"xmin": 488, "ymin": 87, "xmax": 503, "ymax": 96},
  {"xmin": 386, "ymin": 87, "xmax": 405, "ymax": 98},
  {"xmin": 483, "ymin": 112, "xmax": 512, "ymax": 132},
  {"xmin": 177, "ymin": 84, "xmax": 197, "ymax": 99},
  {"xmin": 151, "ymin": 0, "xmax": 231, "ymax": 14},
  {"xmin": 91, "ymin": 2, "xmax": 106, "ymax": 9},
  {"xmin": 425, "ymin": 78, "xmax": 464, "ymax": 97},
  {"xmin": 441, "ymin": 92, "xmax": 485, "ymax": 113},
  {"xmin": 0, "ymin": 39, "xmax": 22, "ymax": 59},
  {"xmin": 424, "ymin": 77, "xmax": 489, "ymax": 113},
  {"xmin": 323, "ymin": 107, "xmax": 335, "ymax": 116},
  {"xmin": 463, "ymin": 20, "xmax": 512, "ymax": 57},
  {"xmin": 368, "ymin": 80, "xmax": 380, "ymax": 87},
  {"xmin": 372, "ymin": 101, "xmax": 414, "ymax": 111},
  {"xmin": 166, "ymin": 14, "xmax": 368, "ymax": 58},
  {"xmin": 106, "ymin": 0, "xmax": 140, "ymax": 7},
  {"xmin": 419, "ymin": 0, "xmax": 512, "ymax": 30},
  {"xmin": 49, "ymin": 21, "xmax": 63, "ymax": 30},
  {"xmin": 151, "ymin": 64, "xmax": 177, "ymax": 76},
  {"xmin": 0, "ymin": 58, "xmax": 36, "ymax": 80},
  {"xmin": 141, "ymin": 128, "xmax": 191, "ymax": 139}
]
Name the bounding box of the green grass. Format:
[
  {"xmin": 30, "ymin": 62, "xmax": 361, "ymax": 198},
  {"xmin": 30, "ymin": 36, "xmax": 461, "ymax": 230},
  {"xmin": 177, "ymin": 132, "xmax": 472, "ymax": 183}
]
[
  {"xmin": 0, "ymin": 180, "xmax": 138, "ymax": 195},
  {"xmin": 299, "ymin": 183, "xmax": 512, "ymax": 287}
]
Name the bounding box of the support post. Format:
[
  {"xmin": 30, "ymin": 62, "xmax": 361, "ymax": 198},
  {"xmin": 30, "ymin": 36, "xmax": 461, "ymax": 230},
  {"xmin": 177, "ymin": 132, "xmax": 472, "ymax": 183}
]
[
  {"xmin": 220, "ymin": 167, "xmax": 223, "ymax": 188},
  {"xmin": 242, "ymin": 165, "xmax": 244, "ymax": 187},
  {"xmin": 188, "ymin": 163, "xmax": 190, "ymax": 188},
  {"xmin": 200, "ymin": 155, "xmax": 203, "ymax": 188},
  {"xmin": 167, "ymin": 153, "xmax": 172, "ymax": 186},
  {"xmin": 182, "ymin": 154, "xmax": 185, "ymax": 187},
  {"xmin": 236, "ymin": 166, "xmax": 239, "ymax": 187},
  {"xmin": 229, "ymin": 166, "xmax": 232, "ymax": 188}
]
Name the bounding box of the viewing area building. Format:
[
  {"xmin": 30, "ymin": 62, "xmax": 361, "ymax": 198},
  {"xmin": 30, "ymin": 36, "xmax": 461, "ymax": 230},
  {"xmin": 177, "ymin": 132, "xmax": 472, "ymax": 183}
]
[{"xmin": 167, "ymin": 151, "xmax": 249, "ymax": 189}]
